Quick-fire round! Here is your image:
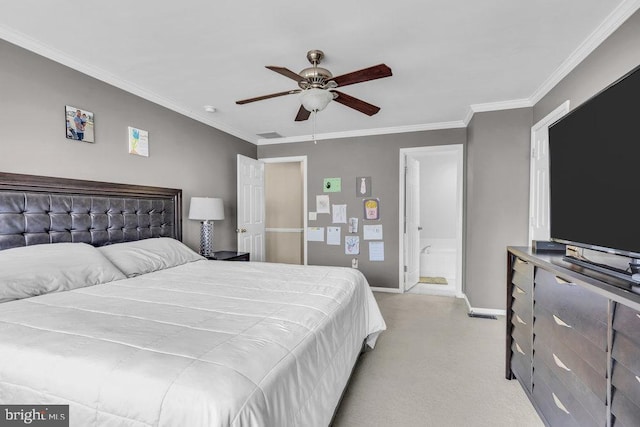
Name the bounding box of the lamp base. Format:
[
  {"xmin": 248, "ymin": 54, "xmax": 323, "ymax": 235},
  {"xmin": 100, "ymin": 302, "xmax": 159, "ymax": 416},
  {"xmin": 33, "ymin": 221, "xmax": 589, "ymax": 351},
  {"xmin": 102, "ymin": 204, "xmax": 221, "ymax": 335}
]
[{"xmin": 200, "ymin": 221, "xmax": 214, "ymax": 257}]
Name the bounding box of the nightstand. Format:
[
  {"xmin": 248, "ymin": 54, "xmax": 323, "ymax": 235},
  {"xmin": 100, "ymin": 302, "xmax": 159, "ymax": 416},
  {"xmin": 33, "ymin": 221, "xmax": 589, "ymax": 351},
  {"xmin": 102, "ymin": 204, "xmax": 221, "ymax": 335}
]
[{"xmin": 207, "ymin": 251, "xmax": 250, "ymax": 261}]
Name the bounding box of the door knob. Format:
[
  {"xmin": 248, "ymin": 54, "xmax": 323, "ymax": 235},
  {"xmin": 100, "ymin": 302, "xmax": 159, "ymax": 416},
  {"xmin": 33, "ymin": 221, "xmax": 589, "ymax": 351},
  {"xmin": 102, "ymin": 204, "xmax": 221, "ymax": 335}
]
[{"xmin": 236, "ymin": 228, "xmax": 247, "ymax": 233}]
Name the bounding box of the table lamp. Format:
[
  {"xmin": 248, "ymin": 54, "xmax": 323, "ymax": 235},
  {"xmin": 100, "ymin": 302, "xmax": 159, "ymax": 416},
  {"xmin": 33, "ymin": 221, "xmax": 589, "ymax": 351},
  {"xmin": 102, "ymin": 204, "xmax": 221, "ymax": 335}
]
[{"xmin": 188, "ymin": 197, "xmax": 225, "ymax": 257}]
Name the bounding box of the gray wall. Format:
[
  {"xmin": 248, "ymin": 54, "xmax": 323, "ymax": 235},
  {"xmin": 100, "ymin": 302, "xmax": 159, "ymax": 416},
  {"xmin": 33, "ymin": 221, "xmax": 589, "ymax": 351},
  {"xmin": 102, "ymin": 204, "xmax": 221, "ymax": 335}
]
[
  {"xmin": 465, "ymin": 108, "xmax": 533, "ymax": 308},
  {"xmin": 258, "ymin": 129, "xmax": 466, "ymax": 289},
  {"xmin": 534, "ymin": 10, "xmax": 640, "ymax": 122},
  {"xmin": 0, "ymin": 39, "xmax": 257, "ymax": 252}
]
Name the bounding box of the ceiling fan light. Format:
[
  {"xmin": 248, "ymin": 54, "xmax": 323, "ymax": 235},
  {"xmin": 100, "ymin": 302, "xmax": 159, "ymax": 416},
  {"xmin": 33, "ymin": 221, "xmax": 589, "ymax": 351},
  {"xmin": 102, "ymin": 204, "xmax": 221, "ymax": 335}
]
[{"xmin": 301, "ymin": 88, "xmax": 333, "ymax": 112}]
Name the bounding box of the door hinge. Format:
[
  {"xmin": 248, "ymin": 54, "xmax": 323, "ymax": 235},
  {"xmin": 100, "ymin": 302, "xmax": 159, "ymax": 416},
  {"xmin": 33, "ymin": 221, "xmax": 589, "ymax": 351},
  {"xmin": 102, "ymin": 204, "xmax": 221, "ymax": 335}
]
[{"xmin": 404, "ymin": 265, "xmax": 408, "ymax": 272}]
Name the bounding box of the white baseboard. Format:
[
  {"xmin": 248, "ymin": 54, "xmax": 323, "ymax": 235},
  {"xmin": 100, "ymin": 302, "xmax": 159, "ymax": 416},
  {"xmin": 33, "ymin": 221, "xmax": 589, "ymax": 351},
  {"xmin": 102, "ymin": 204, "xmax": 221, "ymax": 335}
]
[
  {"xmin": 463, "ymin": 294, "xmax": 506, "ymax": 317},
  {"xmin": 370, "ymin": 286, "xmax": 402, "ymax": 293}
]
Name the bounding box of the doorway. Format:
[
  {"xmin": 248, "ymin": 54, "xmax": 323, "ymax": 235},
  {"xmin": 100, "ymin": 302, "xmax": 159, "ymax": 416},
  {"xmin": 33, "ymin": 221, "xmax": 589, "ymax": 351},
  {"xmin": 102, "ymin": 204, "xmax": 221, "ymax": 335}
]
[
  {"xmin": 261, "ymin": 156, "xmax": 308, "ymax": 265},
  {"xmin": 399, "ymin": 145, "xmax": 463, "ymax": 297}
]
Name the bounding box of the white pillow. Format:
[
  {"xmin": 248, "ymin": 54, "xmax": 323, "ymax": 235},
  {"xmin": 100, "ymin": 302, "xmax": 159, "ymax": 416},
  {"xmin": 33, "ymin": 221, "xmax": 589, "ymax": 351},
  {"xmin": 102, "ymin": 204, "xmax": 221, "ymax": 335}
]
[
  {"xmin": 0, "ymin": 243, "xmax": 126, "ymax": 303},
  {"xmin": 97, "ymin": 238, "xmax": 204, "ymax": 277}
]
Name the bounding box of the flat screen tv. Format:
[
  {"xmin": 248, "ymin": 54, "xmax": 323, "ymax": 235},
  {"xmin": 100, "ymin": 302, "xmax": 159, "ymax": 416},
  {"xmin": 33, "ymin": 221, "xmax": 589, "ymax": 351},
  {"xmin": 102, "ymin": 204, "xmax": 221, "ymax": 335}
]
[{"xmin": 549, "ymin": 64, "xmax": 640, "ymax": 278}]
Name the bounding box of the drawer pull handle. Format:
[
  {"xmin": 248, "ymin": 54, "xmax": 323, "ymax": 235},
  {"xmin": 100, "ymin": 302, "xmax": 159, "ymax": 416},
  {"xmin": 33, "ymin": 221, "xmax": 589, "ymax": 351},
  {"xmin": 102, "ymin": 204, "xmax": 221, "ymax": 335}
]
[
  {"xmin": 553, "ymin": 353, "xmax": 571, "ymax": 372},
  {"xmin": 515, "ymin": 286, "xmax": 525, "ymax": 295},
  {"xmin": 555, "ymin": 276, "xmax": 572, "ymax": 285},
  {"xmin": 636, "ymin": 376, "xmax": 640, "ymax": 384},
  {"xmin": 552, "ymin": 392, "xmax": 570, "ymax": 414},
  {"xmin": 553, "ymin": 314, "xmax": 572, "ymax": 328},
  {"xmin": 515, "ymin": 342, "xmax": 525, "ymax": 355},
  {"xmin": 515, "ymin": 314, "xmax": 527, "ymax": 325}
]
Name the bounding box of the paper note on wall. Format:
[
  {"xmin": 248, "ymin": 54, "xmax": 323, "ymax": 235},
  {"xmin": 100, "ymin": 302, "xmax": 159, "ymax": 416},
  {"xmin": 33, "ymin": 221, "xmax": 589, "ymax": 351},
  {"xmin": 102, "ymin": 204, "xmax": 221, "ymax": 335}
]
[
  {"xmin": 327, "ymin": 227, "xmax": 341, "ymax": 245},
  {"xmin": 307, "ymin": 227, "xmax": 325, "ymax": 242},
  {"xmin": 323, "ymin": 178, "xmax": 341, "ymax": 192},
  {"xmin": 316, "ymin": 195, "xmax": 330, "ymax": 214},
  {"xmin": 363, "ymin": 224, "xmax": 383, "ymax": 240},
  {"xmin": 332, "ymin": 204, "xmax": 347, "ymax": 224},
  {"xmin": 369, "ymin": 241, "xmax": 384, "ymax": 261},
  {"xmin": 345, "ymin": 236, "xmax": 360, "ymax": 255},
  {"xmin": 348, "ymin": 217, "xmax": 359, "ymax": 233}
]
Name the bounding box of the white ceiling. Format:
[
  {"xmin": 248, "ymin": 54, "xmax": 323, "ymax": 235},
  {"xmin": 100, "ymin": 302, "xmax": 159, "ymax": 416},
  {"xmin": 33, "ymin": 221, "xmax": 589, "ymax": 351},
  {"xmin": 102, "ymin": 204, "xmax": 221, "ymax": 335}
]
[{"xmin": 0, "ymin": 1, "xmax": 637, "ymax": 145}]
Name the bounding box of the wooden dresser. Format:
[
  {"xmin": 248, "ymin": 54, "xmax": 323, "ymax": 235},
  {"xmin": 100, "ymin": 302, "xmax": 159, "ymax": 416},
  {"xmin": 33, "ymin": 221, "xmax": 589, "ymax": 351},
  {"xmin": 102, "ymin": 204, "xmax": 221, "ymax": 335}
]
[{"xmin": 506, "ymin": 247, "xmax": 640, "ymax": 427}]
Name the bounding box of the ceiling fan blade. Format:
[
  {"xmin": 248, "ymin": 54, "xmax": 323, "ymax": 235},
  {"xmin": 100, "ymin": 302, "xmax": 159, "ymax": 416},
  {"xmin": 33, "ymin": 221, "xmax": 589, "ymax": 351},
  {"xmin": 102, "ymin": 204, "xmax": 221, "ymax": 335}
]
[
  {"xmin": 266, "ymin": 66, "xmax": 304, "ymax": 82},
  {"xmin": 332, "ymin": 64, "xmax": 392, "ymax": 87},
  {"xmin": 295, "ymin": 105, "xmax": 311, "ymax": 121},
  {"xmin": 332, "ymin": 90, "xmax": 380, "ymax": 116},
  {"xmin": 236, "ymin": 89, "xmax": 301, "ymax": 105}
]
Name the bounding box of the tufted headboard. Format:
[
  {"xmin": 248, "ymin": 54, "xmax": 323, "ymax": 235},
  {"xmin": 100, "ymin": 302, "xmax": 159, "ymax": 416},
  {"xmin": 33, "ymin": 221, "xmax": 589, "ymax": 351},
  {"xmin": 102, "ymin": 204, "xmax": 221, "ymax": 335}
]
[{"xmin": 0, "ymin": 172, "xmax": 182, "ymax": 251}]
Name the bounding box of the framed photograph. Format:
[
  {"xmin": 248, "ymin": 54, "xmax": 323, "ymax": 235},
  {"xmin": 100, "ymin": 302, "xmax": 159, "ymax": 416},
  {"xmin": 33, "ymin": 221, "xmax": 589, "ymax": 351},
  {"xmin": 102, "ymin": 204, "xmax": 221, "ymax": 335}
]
[
  {"xmin": 363, "ymin": 198, "xmax": 380, "ymax": 220},
  {"xmin": 65, "ymin": 105, "xmax": 95, "ymax": 143},
  {"xmin": 356, "ymin": 176, "xmax": 372, "ymax": 196}
]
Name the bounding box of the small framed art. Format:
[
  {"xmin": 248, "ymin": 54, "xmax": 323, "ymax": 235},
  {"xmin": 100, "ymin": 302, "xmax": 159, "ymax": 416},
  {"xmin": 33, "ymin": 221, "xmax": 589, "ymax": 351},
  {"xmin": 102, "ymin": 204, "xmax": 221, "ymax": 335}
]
[{"xmin": 65, "ymin": 105, "xmax": 94, "ymax": 143}]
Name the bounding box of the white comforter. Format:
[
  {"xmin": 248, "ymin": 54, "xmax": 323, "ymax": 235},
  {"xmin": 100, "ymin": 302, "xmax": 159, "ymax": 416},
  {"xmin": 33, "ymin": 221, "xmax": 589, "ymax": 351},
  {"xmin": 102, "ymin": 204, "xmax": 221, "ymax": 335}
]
[{"xmin": 0, "ymin": 260, "xmax": 385, "ymax": 427}]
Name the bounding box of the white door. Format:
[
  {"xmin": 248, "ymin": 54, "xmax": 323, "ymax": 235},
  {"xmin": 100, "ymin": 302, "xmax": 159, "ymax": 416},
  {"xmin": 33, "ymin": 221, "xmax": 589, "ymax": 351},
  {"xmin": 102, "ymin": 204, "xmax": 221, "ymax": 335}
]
[
  {"xmin": 529, "ymin": 101, "xmax": 570, "ymax": 243},
  {"xmin": 237, "ymin": 154, "xmax": 265, "ymax": 261},
  {"xmin": 404, "ymin": 156, "xmax": 421, "ymax": 291}
]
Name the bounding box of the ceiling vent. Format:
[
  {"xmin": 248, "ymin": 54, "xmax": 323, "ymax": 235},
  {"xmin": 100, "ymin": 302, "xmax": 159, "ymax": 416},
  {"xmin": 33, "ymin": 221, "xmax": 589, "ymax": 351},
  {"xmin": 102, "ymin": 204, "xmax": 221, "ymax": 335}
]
[{"xmin": 256, "ymin": 131, "xmax": 283, "ymax": 139}]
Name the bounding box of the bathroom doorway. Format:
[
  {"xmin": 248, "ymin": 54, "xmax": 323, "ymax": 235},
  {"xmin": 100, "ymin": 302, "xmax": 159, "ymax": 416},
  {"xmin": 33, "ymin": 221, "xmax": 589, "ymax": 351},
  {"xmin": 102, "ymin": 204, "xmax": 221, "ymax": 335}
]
[{"xmin": 399, "ymin": 145, "xmax": 463, "ymax": 297}]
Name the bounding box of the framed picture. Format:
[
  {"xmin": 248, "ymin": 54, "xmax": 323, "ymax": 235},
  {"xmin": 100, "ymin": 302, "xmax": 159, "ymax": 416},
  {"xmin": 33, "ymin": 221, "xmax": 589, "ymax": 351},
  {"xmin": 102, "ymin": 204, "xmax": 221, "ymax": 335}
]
[
  {"xmin": 128, "ymin": 126, "xmax": 149, "ymax": 157},
  {"xmin": 356, "ymin": 176, "xmax": 372, "ymax": 197},
  {"xmin": 363, "ymin": 198, "xmax": 380, "ymax": 220},
  {"xmin": 65, "ymin": 105, "xmax": 95, "ymax": 143}
]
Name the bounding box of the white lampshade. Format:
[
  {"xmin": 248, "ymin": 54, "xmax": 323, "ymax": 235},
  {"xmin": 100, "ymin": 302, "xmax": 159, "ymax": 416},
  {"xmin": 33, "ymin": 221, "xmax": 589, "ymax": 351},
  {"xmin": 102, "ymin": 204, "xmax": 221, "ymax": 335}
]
[
  {"xmin": 300, "ymin": 88, "xmax": 333, "ymax": 112},
  {"xmin": 188, "ymin": 197, "xmax": 225, "ymax": 221}
]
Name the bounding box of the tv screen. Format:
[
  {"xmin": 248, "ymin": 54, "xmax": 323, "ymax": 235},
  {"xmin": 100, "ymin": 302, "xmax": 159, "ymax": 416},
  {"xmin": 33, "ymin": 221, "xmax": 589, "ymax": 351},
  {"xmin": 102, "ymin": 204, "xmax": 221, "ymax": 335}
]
[{"xmin": 549, "ymin": 64, "xmax": 640, "ymax": 258}]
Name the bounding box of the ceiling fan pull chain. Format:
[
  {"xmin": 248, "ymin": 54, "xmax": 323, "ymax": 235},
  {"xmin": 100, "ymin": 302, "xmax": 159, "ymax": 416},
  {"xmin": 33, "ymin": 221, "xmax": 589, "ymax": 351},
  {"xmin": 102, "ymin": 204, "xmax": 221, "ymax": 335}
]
[{"xmin": 313, "ymin": 111, "xmax": 317, "ymax": 144}]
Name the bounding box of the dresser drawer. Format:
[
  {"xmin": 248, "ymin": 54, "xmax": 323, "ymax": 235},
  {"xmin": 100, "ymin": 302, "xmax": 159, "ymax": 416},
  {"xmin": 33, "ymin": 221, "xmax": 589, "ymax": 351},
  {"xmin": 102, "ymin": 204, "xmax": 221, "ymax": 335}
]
[
  {"xmin": 533, "ymin": 356, "xmax": 600, "ymax": 427},
  {"xmin": 513, "ymin": 256, "xmax": 534, "ymax": 278},
  {"xmin": 511, "ymin": 318, "xmax": 532, "ymax": 357},
  {"xmin": 511, "ymin": 338, "xmax": 532, "ymax": 392},
  {"xmin": 612, "ymin": 388, "xmax": 640, "ymax": 427},
  {"xmin": 511, "ymin": 286, "xmax": 532, "ymax": 325},
  {"xmin": 612, "ymin": 360, "xmax": 640, "ymax": 411},
  {"xmin": 613, "ymin": 302, "xmax": 640, "ymax": 347},
  {"xmin": 612, "ymin": 331, "xmax": 640, "ymax": 378},
  {"xmin": 512, "ymin": 269, "xmax": 533, "ymax": 295},
  {"xmin": 535, "ymin": 331, "xmax": 607, "ymax": 402},
  {"xmin": 532, "ymin": 374, "xmax": 581, "ymax": 427},
  {"xmin": 534, "ymin": 334, "xmax": 606, "ymax": 423},
  {"xmin": 534, "ymin": 306, "xmax": 606, "ymax": 377},
  {"xmin": 535, "ymin": 268, "xmax": 608, "ymax": 351}
]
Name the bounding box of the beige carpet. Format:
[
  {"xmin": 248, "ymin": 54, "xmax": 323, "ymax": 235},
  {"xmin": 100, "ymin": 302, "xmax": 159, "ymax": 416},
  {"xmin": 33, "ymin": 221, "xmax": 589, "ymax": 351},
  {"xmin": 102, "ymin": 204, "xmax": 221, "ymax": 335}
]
[{"xmin": 332, "ymin": 293, "xmax": 543, "ymax": 427}]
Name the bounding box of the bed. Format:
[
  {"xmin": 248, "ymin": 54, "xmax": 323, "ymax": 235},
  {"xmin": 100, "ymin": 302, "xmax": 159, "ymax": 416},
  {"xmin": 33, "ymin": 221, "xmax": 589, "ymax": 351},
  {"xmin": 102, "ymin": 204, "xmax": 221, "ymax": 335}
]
[{"xmin": 0, "ymin": 172, "xmax": 385, "ymax": 427}]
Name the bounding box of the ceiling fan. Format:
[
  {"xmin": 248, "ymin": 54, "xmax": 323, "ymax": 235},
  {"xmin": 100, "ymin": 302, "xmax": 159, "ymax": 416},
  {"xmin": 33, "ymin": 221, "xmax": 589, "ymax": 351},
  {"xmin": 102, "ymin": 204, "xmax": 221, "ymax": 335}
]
[{"xmin": 236, "ymin": 50, "xmax": 392, "ymax": 121}]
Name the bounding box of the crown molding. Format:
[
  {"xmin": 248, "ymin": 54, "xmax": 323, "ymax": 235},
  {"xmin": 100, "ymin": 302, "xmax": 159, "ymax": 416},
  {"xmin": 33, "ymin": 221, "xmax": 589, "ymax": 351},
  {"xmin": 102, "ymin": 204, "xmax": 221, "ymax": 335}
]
[
  {"xmin": 0, "ymin": 25, "xmax": 259, "ymax": 144},
  {"xmin": 529, "ymin": 0, "xmax": 640, "ymax": 105},
  {"xmin": 470, "ymin": 98, "xmax": 533, "ymax": 113},
  {"xmin": 257, "ymin": 120, "xmax": 467, "ymax": 145}
]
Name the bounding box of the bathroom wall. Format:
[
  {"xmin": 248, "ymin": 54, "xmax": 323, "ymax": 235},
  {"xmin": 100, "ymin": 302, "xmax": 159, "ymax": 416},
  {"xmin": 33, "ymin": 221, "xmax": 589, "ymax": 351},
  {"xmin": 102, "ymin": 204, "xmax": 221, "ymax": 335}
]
[{"xmin": 414, "ymin": 151, "xmax": 459, "ymax": 282}]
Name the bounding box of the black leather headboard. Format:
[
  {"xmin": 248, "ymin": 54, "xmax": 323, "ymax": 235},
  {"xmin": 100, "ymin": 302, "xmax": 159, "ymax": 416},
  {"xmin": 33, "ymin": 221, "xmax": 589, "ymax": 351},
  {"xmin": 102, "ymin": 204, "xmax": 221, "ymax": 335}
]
[{"xmin": 0, "ymin": 172, "xmax": 182, "ymax": 251}]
